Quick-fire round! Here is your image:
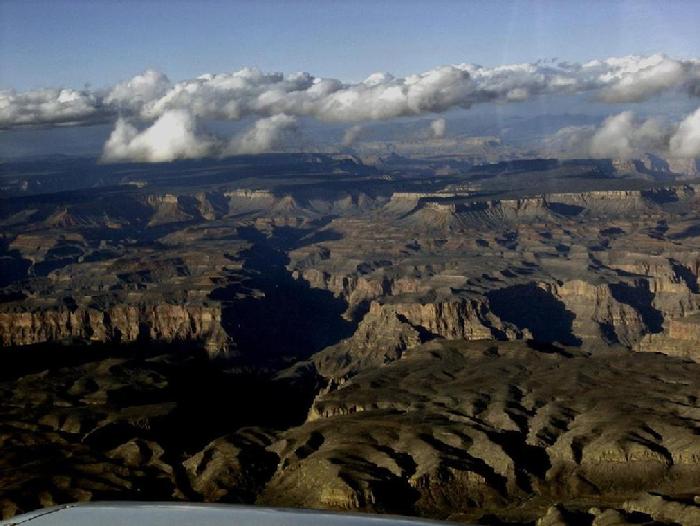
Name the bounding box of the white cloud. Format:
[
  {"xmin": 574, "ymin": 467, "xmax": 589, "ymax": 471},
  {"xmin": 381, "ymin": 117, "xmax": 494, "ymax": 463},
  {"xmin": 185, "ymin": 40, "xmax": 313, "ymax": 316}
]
[
  {"xmin": 589, "ymin": 112, "xmax": 669, "ymax": 158},
  {"xmin": 545, "ymin": 108, "xmax": 700, "ymax": 160},
  {"xmin": 430, "ymin": 117, "xmax": 446, "ymax": 138},
  {"xmin": 341, "ymin": 125, "xmax": 363, "ymax": 147},
  {"xmin": 96, "ymin": 102, "xmax": 700, "ymax": 163},
  {"xmin": 101, "ymin": 109, "xmax": 216, "ymax": 162},
  {"xmin": 543, "ymin": 125, "xmax": 596, "ymax": 156},
  {"xmin": 105, "ymin": 69, "xmax": 171, "ymax": 112},
  {"xmin": 669, "ymin": 107, "xmax": 700, "ymax": 158},
  {"xmin": 3, "ymin": 55, "xmax": 700, "ymax": 130},
  {"xmin": 594, "ymin": 54, "xmax": 698, "ymax": 103},
  {"xmin": 0, "ymin": 88, "xmax": 104, "ymax": 128},
  {"xmin": 225, "ymin": 114, "xmax": 298, "ymax": 155},
  {"xmin": 101, "ymin": 111, "xmax": 301, "ymax": 162}
]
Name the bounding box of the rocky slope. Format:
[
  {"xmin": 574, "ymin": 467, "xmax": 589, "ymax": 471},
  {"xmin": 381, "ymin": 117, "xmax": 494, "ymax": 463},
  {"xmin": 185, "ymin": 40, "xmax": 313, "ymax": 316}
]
[
  {"xmin": 2, "ymin": 155, "xmax": 700, "ymax": 524},
  {"xmin": 1, "ymin": 340, "xmax": 698, "ymax": 525},
  {"xmin": 266, "ymin": 340, "xmax": 700, "ymax": 524}
]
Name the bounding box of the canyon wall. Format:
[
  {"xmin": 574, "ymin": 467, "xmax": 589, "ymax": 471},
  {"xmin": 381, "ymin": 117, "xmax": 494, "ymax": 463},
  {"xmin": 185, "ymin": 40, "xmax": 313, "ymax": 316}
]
[{"xmin": 0, "ymin": 303, "xmax": 229, "ymax": 353}]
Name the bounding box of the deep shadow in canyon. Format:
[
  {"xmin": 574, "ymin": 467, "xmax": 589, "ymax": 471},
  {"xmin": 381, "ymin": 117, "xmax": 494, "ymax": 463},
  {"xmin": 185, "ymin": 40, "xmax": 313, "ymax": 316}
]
[
  {"xmin": 487, "ymin": 283, "xmax": 582, "ymax": 346},
  {"xmin": 211, "ymin": 225, "xmax": 357, "ymax": 367}
]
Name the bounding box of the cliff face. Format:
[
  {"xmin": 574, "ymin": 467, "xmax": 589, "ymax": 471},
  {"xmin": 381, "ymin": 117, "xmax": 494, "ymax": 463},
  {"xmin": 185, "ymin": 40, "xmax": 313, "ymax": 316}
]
[
  {"xmin": 6, "ymin": 181, "xmax": 700, "ymax": 364},
  {"xmin": 0, "ymin": 303, "xmax": 229, "ymax": 353},
  {"xmin": 637, "ymin": 315, "xmax": 700, "ymax": 361},
  {"xmin": 374, "ymin": 299, "xmax": 520, "ymax": 341},
  {"xmin": 544, "ymin": 279, "xmax": 658, "ymax": 346},
  {"xmin": 146, "ymin": 194, "xmax": 192, "ymax": 226},
  {"xmin": 309, "ymin": 298, "xmax": 529, "ymax": 384},
  {"xmin": 292, "ymin": 269, "xmax": 447, "ymax": 320},
  {"xmin": 667, "ymin": 158, "xmax": 700, "ymax": 178},
  {"xmin": 286, "ymin": 184, "xmax": 700, "ymax": 364},
  {"xmin": 391, "ymin": 186, "xmax": 700, "ymax": 229},
  {"xmin": 295, "ymin": 265, "xmax": 700, "ymax": 365},
  {"xmin": 311, "ymin": 306, "xmax": 424, "ymax": 382}
]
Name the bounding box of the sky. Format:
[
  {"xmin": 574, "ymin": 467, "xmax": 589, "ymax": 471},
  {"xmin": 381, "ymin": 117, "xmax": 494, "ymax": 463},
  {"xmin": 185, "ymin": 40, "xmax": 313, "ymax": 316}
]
[
  {"xmin": 2, "ymin": 0, "xmax": 700, "ymax": 91},
  {"xmin": 1, "ymin": 1, "xmax": 700, "ymax": 161}
]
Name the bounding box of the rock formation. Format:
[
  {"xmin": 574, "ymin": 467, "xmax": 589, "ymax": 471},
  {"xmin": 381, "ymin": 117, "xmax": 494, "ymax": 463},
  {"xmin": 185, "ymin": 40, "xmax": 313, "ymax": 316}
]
[{"xmin": 2, "ymin": 154, "xmax": 700, "ymax": 524}]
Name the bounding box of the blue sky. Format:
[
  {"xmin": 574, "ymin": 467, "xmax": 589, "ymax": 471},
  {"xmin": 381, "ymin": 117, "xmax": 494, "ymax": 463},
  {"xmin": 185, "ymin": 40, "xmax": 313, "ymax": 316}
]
[
  {"xmin": 2, "ymin": 1, "xmax": 700, "ymax": 160},
  {"xmin": 2, "ymin": 0, "xmax": 700, "ymax": 90}
]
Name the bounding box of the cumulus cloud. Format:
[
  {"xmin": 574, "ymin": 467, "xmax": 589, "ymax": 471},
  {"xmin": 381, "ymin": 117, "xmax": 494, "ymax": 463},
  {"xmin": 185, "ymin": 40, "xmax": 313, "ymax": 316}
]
[
  {"xmin": 101, "ymin": 109, "xmax": 216, "ymax": 162},
  {"xmin": 341, "ymin": 125, "xmax": 363, "ymax": 147},
  {"xmin": 430, "ymin": 117, "xmax": 446, "ymax": 138},
  {"xmin": 594, "ymin": 54, "xmax": 699, "ymax": 103},
  {"xmin": 669, "ymin": 107, "xmax": 700, "ymax": 158},
  {"xmin": 0, "ymin": 88, "xmax": 105, "ymax": 128},
  {"xmin": 7, "ymin": 54, "xmax": 700, "ymax": 162},
  {"xmin": 105, "ymin": 69, "xmax": 171, "ymax": 113},
  {"xmin": 225, "ymin": 114, "xmax": 298, "ymax": 155},
  {"xmin": 589, "ymin": 112, "xmax": 669, "ymax": 158},
  {"xmin": 543, "ymin": 125, "xmax": 597, "ymax": 156},
  {"xmin": 545, "ymin": 107, "xmax": 700, "ymax": 160},
  {"xmin": 544, "ymin": 113, "xmax": 669, "ymax": 159},
  {"xmin": 3, "ymin": 54, "xmax": 700, "ymax": 130}
]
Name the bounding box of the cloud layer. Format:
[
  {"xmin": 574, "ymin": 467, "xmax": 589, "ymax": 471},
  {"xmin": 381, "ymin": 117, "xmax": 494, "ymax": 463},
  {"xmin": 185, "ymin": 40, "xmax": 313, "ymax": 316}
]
[
  {"xmin": 545, "ymin": 107, "xmax": 700, "ymax": 159},
  {"xmin": 589, "ymin": 112, "xmax": 669, "ymax": 158},
  {"xmin": 0, "ymin": 88, "xmax": 102, "ymax": 128},
  {"xmin": 225, "ymin": 114, "xmax": 298, "ymax": 155},
  {"xmin": 4, "ymin": 54, "xmax": 700, "ymax": 162},
  {"xmin": 3, "ymin": 54, "xmax": 700, "ymax": 131},
  {"xmin": 101, "ymin": 111, "xmax": 300, "ymax": 162},
  {"xmin": 102, "ymin": 110, "xmax": 216, "ymax": 162},
  {"xmin": 669, "ymin": 107, "xmax": 700, "ymax": 158}
]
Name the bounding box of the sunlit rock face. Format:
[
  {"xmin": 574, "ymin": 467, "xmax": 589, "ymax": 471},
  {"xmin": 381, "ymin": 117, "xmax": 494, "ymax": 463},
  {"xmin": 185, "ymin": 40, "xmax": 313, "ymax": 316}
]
[{"xmin": 0, "ymin": 304, "xmax": 228, "ymax": 349}]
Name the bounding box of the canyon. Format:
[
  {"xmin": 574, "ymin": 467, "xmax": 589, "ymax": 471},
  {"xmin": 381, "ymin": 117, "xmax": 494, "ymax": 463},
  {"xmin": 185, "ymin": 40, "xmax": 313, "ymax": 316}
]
[{"xmin": 1, "ymin": 153, "xmax": 699, "ymax": 525}]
